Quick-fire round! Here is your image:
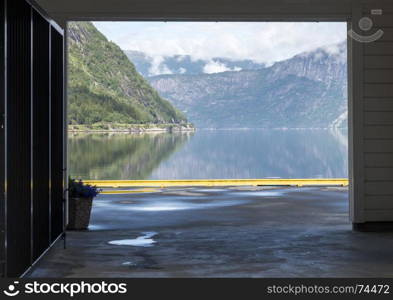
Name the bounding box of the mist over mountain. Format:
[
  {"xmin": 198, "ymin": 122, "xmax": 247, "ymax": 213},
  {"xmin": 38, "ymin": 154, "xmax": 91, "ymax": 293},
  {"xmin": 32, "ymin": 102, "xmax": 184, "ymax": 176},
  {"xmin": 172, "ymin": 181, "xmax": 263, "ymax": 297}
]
[
  {"xmin": 124, "ymin": 50, "xmax": 266, "ymax": 77},
  {"xmin": 145, "ymin": 42, "xmax": 347, "ymax": 128}
]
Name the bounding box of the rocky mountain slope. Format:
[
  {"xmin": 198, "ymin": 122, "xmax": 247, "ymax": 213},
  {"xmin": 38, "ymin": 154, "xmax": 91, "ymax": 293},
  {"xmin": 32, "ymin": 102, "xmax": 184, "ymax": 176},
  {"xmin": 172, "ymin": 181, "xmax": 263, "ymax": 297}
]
[
  {"xmin": 148, "ymin": 42, "xmax": 347, "ymax": 128},
  {"xmin": 68, "ymin": 22, "xmax": 187, "ymax": 125}
]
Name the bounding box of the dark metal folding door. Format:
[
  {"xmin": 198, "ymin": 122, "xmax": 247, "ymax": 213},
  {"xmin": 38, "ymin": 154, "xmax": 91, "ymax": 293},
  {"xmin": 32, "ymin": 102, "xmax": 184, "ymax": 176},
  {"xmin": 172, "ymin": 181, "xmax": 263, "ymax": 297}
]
[
  {"xmin": 50, "ymin": 26, "xmax": 64, "ymax": 243},
  {"xmin": 32, "ymin": 9, "xmax": 51, "ymax": 262},
  {"xmin": 6, "ymin": 0, "xmax": 33, "ymax": 277},
  {"xmin": 0, "ymin": 0, "xmax": 6, "ymax": 278},
  {"xmin": 2, "ymin": 0, "xmax": 64, "ymax": 277}
]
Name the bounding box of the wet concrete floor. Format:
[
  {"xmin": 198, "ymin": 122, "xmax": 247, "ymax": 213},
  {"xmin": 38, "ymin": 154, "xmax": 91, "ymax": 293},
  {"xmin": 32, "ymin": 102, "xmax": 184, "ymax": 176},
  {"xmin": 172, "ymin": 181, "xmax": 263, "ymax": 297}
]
[{"xmin": 29, "ymin": 186, "xmax": 393, "ymax": 277}]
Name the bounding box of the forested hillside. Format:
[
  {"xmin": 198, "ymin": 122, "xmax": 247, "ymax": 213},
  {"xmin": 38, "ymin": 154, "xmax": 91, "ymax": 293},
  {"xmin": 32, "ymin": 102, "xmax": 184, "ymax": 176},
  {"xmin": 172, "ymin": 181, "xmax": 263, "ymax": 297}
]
[{"xmin": 68, "ymin": 22, "xmax": 187, "ymax": 125}]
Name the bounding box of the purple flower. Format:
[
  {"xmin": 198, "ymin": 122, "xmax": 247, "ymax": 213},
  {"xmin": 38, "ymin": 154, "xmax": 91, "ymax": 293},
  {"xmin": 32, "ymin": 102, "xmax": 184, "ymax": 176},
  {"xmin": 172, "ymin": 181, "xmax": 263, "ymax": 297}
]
[{"xmin": 68, "ymin": 177, "xmax": 101, "ymax": 198}]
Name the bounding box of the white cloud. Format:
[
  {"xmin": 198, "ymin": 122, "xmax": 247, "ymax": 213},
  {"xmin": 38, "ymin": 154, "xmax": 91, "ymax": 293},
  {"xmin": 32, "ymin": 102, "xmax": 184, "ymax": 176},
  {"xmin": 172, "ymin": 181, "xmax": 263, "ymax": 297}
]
[
  {"xmin": 203, "ymin": 61, "xmax": 242, "ymax": 74},
  {"xmin": 203, "ymin": 61, "xmax": 230, "ymax": 74},
  {"xmin": 298, "ymin": 41, "xmax": 347, "ymax": 64},
  {"xmin": 94, "ymin": 21, "xmax": 347, "ymax": 65},
  {"xmin": 176, "ymin": 56, "xmax": 186, "ymax": 62},
  {"xmin": 148, "ymin": 56, "xmax": 173, "ymax": 76},
  {"xmin": 324, "ymin": 42, "xmax": 347, "ymax": 63}
]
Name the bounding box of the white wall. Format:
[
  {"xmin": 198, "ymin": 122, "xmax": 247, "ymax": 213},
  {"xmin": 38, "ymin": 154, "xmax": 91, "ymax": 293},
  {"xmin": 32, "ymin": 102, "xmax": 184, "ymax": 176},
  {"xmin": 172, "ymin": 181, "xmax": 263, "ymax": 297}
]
[{"xmin": 362, "ymin": 3, "xmax": 393, "ymax": 221}]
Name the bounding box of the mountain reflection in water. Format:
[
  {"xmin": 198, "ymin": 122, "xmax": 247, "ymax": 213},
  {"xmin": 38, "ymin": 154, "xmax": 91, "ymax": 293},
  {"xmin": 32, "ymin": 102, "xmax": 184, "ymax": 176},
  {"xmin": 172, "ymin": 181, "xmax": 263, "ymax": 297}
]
[{"xmin": 69, "ymin": 129, "xmax": 348, "ymax": 180}]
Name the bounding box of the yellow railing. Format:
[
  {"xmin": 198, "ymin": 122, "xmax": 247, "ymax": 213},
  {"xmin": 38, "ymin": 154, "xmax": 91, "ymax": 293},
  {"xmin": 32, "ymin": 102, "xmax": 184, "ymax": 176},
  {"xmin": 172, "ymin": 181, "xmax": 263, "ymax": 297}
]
[{"xmin": 84, "ymin": 178, "xmax": 349, "ymax": 188}]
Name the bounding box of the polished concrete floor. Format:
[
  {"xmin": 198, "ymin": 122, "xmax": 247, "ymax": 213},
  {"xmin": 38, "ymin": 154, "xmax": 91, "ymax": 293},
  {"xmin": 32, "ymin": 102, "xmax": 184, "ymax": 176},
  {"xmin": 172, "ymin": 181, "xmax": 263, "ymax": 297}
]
[{"xmin": 29, "ymin": 186, "xmax": 393, "ymax": 277}]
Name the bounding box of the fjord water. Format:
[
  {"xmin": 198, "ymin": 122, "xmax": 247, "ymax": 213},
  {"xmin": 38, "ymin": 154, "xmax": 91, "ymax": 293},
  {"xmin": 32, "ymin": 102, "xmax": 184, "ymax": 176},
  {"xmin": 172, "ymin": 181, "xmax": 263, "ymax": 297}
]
[{"xmin": 69, "ymin": 129, "xmax": 348, "ymax": 180}]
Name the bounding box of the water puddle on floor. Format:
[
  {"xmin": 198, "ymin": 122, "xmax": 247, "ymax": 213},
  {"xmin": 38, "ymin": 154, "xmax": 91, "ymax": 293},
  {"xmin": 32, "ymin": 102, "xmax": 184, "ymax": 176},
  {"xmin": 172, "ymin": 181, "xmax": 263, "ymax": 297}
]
[
  {"xmin": 236, "ymin": 191, "xmax": 284, "ymax": 197},
  {"xmin": 122, "ymin": 261, "xmax": 136, "ymax": 266},
  {"xmin": 108, "ymin": 232, "xmax": 157, "ymax": 247},
  {"xmin": 87, "ymin": 224, "xmax": 107, "ymax": 230},
  {"xmin": 126, "ymin": 199, "xmax": 247, "ymax": 211},
  {"xmin": 193, "ymin": 188, "xmax": 229, "ymax": 193}
]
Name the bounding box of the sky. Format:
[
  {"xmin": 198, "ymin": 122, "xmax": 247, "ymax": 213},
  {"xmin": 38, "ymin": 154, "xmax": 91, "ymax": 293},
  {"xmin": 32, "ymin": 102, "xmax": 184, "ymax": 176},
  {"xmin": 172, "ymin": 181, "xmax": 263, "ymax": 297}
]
[{"xmin": 94, "ymin": 22, "xmax": 347, "ymax": 66}]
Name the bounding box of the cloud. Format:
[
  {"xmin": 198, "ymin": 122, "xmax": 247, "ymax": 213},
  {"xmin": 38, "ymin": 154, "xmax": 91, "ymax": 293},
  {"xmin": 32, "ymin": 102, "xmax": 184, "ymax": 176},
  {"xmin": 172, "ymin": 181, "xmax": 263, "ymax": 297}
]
[
  {"xmin": 298, "ymin": 41, "xmax": 347, "ymax": 64},
  {"xmin": 94, "ymin": 21, "xmax": 347, "ymax": 65},
  {"xmin": 323, "ymin": 42, "xmax": 347, "ymax": 63},
  {"xmin": 203, "ymin": 61, "xmax": 242, "ymax": 74},
  {"xmin": 148, "ymin": 56, "xmax": 173, "ymax": 76},
  {"xmin": 176, "ymin": 56, "xmax": 186, "ymax": 62}
]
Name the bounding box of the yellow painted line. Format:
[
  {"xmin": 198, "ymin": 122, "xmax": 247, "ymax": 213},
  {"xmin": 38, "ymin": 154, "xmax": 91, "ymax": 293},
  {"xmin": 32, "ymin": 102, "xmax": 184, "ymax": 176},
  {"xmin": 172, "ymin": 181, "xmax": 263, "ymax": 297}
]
[
  {"xmin": 101, "ymin": 188, "xmax": 159, "ymax": 194},
  {"xmin": 85, "ymin": 179, "xmax": 349, "ymax": 188}
]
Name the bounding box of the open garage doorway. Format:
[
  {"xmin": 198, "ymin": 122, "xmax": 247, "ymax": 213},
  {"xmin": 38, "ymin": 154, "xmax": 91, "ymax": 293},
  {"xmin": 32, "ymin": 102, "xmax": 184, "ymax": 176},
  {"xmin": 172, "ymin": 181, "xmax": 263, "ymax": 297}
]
[
  {"xmin": 22, "ymin": 21, "xmax": 364, "ymax": 278},
  {"xmin": 66, "ymin": 22, "xmax": 349, "ymax": 235}
]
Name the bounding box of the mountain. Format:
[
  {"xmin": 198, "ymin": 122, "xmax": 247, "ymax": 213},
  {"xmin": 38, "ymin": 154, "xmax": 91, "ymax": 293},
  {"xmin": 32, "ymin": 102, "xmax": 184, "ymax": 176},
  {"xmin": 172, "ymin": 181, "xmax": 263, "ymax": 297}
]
[
  {"xmin": 124, "ymin": 50, "xmax": 265, "ymax": 77},
  {"xmin": 68, "ymin": 22, "xmax": 187, "ymax": 125},
  {"xmin": 148, "ymin": 42, "xmax": 348, "ymax": 128}
]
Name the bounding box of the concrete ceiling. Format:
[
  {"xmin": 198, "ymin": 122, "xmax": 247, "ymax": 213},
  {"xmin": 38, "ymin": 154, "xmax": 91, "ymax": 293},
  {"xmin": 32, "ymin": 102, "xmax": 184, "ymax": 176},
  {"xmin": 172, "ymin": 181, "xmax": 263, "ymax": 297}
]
[
  {"xmin": 33, "ymin": 0, "xmax": 393, "ymax": 32},
  {"xmin": 35, "ymin": 0, "xmax": 360, "ymax": 24}
]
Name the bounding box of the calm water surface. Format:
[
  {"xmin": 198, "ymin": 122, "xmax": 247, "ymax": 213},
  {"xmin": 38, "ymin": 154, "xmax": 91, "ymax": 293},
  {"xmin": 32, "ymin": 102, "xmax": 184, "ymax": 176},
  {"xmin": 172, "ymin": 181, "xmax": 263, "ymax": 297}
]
[{"xmin": 69, "ymin": 129, "xmax": 348, "ymax": 180}]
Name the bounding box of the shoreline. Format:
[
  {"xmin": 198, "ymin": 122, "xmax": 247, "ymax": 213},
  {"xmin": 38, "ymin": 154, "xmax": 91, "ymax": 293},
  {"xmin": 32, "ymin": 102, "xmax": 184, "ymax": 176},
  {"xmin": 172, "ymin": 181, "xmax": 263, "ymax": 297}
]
[
  {"xmin": 68, "ymin": 125, "xmax": 347, "ymax": 133},
  {"xmin": 68, "ymin": 123, "xmax": 195, "ymax": 133}
]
